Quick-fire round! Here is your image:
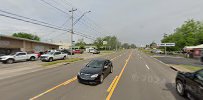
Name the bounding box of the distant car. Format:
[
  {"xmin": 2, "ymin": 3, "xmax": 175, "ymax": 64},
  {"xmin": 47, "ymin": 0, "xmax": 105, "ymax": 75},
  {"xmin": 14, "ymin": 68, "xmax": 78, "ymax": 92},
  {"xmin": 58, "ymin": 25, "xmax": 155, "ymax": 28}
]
[
  {"xmin": 73, "ymin": 50, "xmax": 83, "ymax": 54},
  {"xmin": 61, "ymin": 49, "xmax": 75, "ymax": 55},
  {"xmin": 0, "ymin": 52, "xmax": 38, "ymax": 64},
  {"xmin": 77, "ymin": 58, "xmax": 113, "ymax": 84},
  {"xmin": 92, "ymin": 49, "xmax": 100, "ymax": 54},
  {"xmin": 151, "ymin": 49, "xmax": 163, "ymax": 54},
  {"xmin": 40, "ymin": 51, "xmax": 67, "ymax": 62},
  {"xmin": 176, "ymin": 69, "xmax": 203, "ymax": 100}
]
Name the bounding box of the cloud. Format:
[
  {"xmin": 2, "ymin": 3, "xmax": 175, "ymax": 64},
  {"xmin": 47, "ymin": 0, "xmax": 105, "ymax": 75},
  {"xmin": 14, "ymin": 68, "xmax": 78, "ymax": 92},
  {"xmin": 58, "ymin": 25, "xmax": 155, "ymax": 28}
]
[{"xmin": 0, "ymin": 0, "xmax": 203, "ymax": 46}]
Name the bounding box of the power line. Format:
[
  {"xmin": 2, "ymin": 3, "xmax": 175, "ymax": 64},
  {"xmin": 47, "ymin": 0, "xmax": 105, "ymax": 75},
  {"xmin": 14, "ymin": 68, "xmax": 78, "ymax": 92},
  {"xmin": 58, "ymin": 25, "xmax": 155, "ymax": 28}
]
[
  {"xmin": 39, "ymin": 0, "xmax": 70, "ymax": 16},
  {"xmin": 0, "ymin": 13, "xmax": 95, "ymax": 40},
  {"xmin": 0, "ymin": 9, "xmax": 62, "ymax": 29}
]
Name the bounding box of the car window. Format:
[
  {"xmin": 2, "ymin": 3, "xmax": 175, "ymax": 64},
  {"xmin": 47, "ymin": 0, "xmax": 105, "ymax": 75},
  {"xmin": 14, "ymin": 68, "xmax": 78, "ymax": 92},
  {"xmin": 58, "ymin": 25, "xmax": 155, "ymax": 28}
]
[
  {"xmin": 16, "ymin": 53, "xmax": 26, "ymax": 56},
  {"xmin": 87, "ymin": 60, "xmax": 104, "ymax": 68},
  {"xmin": 54, "ymin": 52, "xmax": 61, "ymax": 55},
  {"xmin": 196, "ymin": 70, "xmax": 203, "ymax": 81}
]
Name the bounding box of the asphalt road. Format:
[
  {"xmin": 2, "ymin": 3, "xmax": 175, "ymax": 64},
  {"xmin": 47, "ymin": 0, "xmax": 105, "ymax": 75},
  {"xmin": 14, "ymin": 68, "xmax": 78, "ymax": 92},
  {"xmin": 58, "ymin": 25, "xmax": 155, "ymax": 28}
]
[
  {"xmin": 0, "ymin": 50, "xmax": 186, "ymax": 100},
  {"xmin": 155, "ymin": 56, "xmax": 203, "ymax": 67}
]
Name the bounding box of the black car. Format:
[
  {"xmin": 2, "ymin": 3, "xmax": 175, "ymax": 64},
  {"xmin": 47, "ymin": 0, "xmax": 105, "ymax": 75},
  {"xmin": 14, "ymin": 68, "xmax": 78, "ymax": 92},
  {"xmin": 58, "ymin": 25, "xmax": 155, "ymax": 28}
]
[
  {"xmin": 77, "ymin": 58, "xmax": 113, "ymax": 84},
  {"xmin": 176, "ymin": 69, "xmax": 203, "ymax": 100}
]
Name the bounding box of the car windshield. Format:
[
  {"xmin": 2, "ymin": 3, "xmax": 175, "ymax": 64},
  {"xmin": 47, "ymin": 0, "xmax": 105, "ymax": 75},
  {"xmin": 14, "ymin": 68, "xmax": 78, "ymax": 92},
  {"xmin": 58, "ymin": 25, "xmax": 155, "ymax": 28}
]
[
  {"xmin": 9, "ymin": 52, "xmax": 16, "ymax": 55},
  {"xmin": 86, "ymin": 60, "xmax": 104, "ymax": 68}
]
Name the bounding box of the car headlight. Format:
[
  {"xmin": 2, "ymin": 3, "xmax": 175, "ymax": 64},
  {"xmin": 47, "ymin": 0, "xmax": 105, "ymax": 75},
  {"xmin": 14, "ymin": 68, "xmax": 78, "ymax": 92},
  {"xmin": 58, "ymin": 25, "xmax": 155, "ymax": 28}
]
[{"xmin": 91, "ymin": 74, "xmax": 98, "ymax": 78}]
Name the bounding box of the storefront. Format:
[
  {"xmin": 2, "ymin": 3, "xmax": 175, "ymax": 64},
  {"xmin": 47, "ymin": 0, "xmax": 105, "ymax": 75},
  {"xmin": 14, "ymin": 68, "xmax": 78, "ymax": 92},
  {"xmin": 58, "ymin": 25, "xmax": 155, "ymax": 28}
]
[{"xmin": 0, "ymin": 35, "xmax": 60, "ymax": 55}]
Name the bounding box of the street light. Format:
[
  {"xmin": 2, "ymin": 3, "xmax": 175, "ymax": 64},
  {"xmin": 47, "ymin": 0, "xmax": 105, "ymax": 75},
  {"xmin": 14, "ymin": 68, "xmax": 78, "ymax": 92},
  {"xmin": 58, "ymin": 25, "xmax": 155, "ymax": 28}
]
[{"xmin": 69, "ymin": 8, "xmax": 91, "ymax": 58}]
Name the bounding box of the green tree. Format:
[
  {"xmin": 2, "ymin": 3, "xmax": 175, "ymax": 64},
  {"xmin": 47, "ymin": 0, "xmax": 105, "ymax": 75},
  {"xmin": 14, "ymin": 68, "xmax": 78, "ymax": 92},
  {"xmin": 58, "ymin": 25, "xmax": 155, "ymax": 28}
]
[
  {"xmin": 130, "ymin": 44, "xmax": 137, "ymax": 48},
  {"xmin": 93, "ymin": 37, "xmax": 103, "ymax": 49},
  {"xmin": 122, "ymin": 43, "xmax": 130, "ymax": 49},
  {"xmin": 75, "ymin": 39, "xmax": 86, "ymax": 49},
  {"xmin": 161, "ymin": 19, "xmax": 203, "ymax": 51},
  {"xmin": 12, "ymin": 32, "xmax": 40, "ymax": 41}
]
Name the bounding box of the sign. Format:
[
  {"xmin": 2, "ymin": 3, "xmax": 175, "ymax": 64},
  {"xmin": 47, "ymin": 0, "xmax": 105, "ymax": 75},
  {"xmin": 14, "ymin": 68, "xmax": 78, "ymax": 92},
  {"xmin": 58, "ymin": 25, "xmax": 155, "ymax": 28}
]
[
  {"xmin": 103, "ymin": 41, "xmax": 107, "ymax": 45},
  {"xmin": 157, "ymin": 43, "xmax": 175, "ymax": 47}
]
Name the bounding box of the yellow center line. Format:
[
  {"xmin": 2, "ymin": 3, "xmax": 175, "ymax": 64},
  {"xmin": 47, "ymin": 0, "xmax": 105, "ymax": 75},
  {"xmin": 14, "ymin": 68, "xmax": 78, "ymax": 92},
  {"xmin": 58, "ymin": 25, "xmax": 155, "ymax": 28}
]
[
  {"xmin": 29, "ymin": 76, "xmax": 77, "ymax": 100},
  {"xmin": 107, "ymin": 76, "xmax": 118, "ymax": 92},
  {"xmin": 106, "ymin": 51, "xmax": 133, "ymax": 100}
]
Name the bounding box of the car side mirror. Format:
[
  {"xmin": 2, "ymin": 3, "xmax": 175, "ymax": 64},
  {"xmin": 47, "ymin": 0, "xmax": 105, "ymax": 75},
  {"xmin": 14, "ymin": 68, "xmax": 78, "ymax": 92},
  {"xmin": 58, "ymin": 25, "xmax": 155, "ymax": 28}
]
[
  {"xmin": 186, "ymin": 72, "xmax": 196, "ymax": 79},
  {"xmin": 104, "ymin": 66, "xmax": 108, "ymax": 69}
]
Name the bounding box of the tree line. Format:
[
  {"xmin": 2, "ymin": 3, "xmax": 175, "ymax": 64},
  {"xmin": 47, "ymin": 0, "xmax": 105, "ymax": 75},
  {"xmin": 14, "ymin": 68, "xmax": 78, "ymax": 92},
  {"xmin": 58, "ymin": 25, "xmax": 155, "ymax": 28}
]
[
  {"xmin": 161, "ymin": 19, "xmax": 203, "ymax": 51},
  {"xmin": 11, "ymin": 32, "xmax": 136, "ymax": 50}
]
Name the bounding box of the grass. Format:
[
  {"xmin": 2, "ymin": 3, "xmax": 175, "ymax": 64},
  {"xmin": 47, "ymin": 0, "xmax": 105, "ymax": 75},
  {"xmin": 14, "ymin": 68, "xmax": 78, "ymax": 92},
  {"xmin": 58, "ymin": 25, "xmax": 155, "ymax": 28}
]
[
  {"xmin": 42, "ymin": 58, "xmax": 84, "ymax": 67},
  {"xmin": 179, "ymin": 65, "xmax": 203, "ymax": 71},
  {"xmin": 139, "ymin": 49, "xmax": 154, "ymax": 55}
]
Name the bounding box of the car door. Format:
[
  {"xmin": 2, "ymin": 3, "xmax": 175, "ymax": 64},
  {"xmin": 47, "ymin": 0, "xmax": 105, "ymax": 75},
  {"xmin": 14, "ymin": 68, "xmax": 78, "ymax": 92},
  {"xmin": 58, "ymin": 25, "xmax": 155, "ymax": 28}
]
[
  {"xmin": 186, "ymin": 70, "xmax": 203, "ymax": 100},
  {"xmin": 15, "ymin": 53, "xmax": 27, "ymax": 61},
  {"xmin": 193, "ymin": 70, "xmax": 203, "ymax": 100},
  {"xmin": 54, "ymin": 52, "xmax": 60, "ymax": 60},
  {"xmin": 103, "ymin": 60, "xmax": 111, "ymax": 77},
  {"xmin": 103, "ymin": 61, "xmax": 109, "ymax": 77}
]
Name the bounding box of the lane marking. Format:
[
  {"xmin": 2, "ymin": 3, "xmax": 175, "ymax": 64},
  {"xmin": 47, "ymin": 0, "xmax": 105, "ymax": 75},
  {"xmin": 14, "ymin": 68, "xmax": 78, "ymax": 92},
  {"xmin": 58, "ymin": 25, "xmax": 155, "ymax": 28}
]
[
  {"xmin": 145, "ymin": 64, "xmax": 150, "ymax": 69},
  {"xmin": 107, "ymin": 76, "xmax": 118, "ymax": 92},
  {"xmin": 106, "ymin": 51, "xmax": 133, "ymax": 100},
  {"xmin": 30, "ymin": 76, "xmax": 77, "ymax": 100}
]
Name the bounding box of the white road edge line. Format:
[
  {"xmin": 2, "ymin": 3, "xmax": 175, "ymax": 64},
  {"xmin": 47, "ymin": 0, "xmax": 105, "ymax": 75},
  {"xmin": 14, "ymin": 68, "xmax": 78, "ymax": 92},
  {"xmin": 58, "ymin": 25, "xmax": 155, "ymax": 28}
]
[{"xmin": 145, "ymin": 64, "xmax": 150, "ymax": 69}]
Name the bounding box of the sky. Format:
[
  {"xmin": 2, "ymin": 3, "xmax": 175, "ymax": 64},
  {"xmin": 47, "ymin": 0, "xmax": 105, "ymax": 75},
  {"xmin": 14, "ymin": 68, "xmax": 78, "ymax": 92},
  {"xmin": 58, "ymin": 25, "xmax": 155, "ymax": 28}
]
[{"xmin": 0, "ymin": 0, "xmax": 203, "ymax": 46}]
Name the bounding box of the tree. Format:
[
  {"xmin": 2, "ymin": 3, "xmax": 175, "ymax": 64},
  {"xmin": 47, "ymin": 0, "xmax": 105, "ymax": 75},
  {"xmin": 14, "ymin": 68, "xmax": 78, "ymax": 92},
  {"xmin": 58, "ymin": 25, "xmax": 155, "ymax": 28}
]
[
  {"xmin": 75, "ymin": 39, "xmax": 86, "ymax": 49},
  {"xmin": 122, "ymin": 43, "xmax": 130, "ymax": 49},
  {"xmin": 161, "ymin": 19, "xmax": 203, "ymax": 51},
  {"xmin": 93, "ymin": 36, "xmax": 121, "ymax": 50},
  {"xmin": 130, "ymin": 44, "xmax": 137, "ymax": 48},
  {"xmin": 12, "ymin": 32, "xmax": 40, "ymax": 41},
  {"xmin": 93, "ymin": 37, "xmax": 103, "ymax": 49}
]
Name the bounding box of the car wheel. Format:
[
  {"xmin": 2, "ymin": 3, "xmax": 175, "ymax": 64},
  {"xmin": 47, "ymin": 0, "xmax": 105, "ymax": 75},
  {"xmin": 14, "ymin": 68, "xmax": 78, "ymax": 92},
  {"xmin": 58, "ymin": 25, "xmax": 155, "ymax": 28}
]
[
  {"xmin": 176, "ymin": 80, "xmax": 185, "ymax": 96},
  {"xmin": 99, "ymin": 74, "xmax": 104, "ymax": 83},
  {"xmin": 63, "ymin": 56, "xmax": 66, "ymax": 60},
  {"xmin": 7, "ymin": 59, "xmax": 14, "ymax": 64},
  {"xmin": 30, "ymin": 56, "xmax": 36, "ymax": 61},
  {"xmin": 49, "ymin": 58, "xmax": 53, "ymax": 62},
  {"xmin": 110, "ymin": 67, "xmax": 113, "ymax": 73}
]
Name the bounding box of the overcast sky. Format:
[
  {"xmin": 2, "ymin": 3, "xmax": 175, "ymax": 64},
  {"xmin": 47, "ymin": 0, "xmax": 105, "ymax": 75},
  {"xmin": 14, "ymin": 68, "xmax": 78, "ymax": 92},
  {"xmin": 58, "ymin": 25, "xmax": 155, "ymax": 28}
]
[{"xmin": 0, "ymin": 0, "xmax": 203, "ymax": 46}]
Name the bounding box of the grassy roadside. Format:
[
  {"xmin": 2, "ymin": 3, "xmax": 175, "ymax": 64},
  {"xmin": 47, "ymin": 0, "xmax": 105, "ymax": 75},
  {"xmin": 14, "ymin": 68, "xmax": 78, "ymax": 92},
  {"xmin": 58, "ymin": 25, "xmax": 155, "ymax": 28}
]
[
  {"xmin": 177, "ymin": 65, "xmax": 203, "ymax": 71},
  {"xmin": 42, "ymin": 58, "xmax": 84, "ymax": 67}
]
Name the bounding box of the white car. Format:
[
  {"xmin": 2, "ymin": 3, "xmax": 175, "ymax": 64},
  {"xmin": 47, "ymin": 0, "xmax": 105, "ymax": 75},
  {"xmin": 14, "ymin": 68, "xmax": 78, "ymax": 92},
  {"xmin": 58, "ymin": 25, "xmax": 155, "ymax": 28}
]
[
  {"xmin": 0, "ymin": 52, "xmax": 38, "ymax": 64},
  {"xmin": 40, "ymin": 51, "xmax": 68, "ymax": 62}
]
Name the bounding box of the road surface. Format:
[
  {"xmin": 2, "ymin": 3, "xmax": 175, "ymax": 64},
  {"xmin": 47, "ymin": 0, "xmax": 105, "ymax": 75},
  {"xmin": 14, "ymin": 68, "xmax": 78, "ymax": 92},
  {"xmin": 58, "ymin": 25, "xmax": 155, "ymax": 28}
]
[{"xmin": 0, "ymin": 50, "xmax": 186, "ymax": 100}]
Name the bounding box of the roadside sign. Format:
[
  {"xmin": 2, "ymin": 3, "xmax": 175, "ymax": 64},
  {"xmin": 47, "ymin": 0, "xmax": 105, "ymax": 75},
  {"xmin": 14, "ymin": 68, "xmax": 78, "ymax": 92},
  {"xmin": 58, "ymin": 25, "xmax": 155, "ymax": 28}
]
[
  {"xmin": 157, "ymin": 43, "xmax": 175, "ymax": 47},
  {"xmin": 103, "ymin": 41, "xmax": 107, "ymax": 45}
]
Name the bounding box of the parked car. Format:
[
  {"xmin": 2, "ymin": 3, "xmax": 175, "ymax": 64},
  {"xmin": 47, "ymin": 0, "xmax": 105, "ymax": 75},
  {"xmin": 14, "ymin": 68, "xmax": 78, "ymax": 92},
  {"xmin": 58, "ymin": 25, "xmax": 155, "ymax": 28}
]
[
  {"xmin": 0, "ymin": 52, "xmax": 38, "ymax": 64},
  {"xmin": 77, "ymin": 58, "xmax": 113, "ymax": 84},
  {"xmin": 73, "ymin": 49, "xmax": 83, "ymax": 54},
  {"xmin": 176, "ymin": 69, "xmax": 203, "ymax": 100},
  {"xmin": 92, "ymin": 49, "xmax": 100, "ymax": 54},
  {"xmin": 151, "ymin": 49, "xmax": 163, "ymax": 54},
  {"xmin": 40, "ymin": 51, "xmax": 67, "ymax": 62},
  {"xmin": 60, "ymin": 49, "xmax": 74, "ymax": 55}
]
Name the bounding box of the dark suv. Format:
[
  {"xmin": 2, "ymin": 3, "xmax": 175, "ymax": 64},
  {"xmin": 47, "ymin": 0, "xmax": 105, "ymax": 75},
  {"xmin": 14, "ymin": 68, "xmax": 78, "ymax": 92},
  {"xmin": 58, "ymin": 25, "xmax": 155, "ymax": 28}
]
[{"xmin": 176, "ymin": 69, "xmax": 203, "ymax": 100}]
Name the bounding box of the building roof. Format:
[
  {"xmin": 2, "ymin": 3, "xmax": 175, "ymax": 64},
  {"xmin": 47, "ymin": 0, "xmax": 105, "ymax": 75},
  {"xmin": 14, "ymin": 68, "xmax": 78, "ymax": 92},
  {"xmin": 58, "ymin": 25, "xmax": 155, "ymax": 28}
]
[
  {"xmin": 184, "ymin": 44, "xmax": 203, "ymax": 49},
  {"xmin": 0, "ymin": 35, "xmax": 60, "ymax": 46}
]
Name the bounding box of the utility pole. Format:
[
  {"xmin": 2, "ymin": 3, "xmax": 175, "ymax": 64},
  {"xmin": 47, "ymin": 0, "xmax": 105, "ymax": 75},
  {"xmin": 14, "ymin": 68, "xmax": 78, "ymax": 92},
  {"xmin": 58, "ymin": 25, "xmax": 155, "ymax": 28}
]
[
  {"xmin": 69, "ymin": 8, "xmax": 77, "ymax": 58},
  {"xmin": 69, "ymin": 8, "xmax": 91, "ymax": 58}
]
